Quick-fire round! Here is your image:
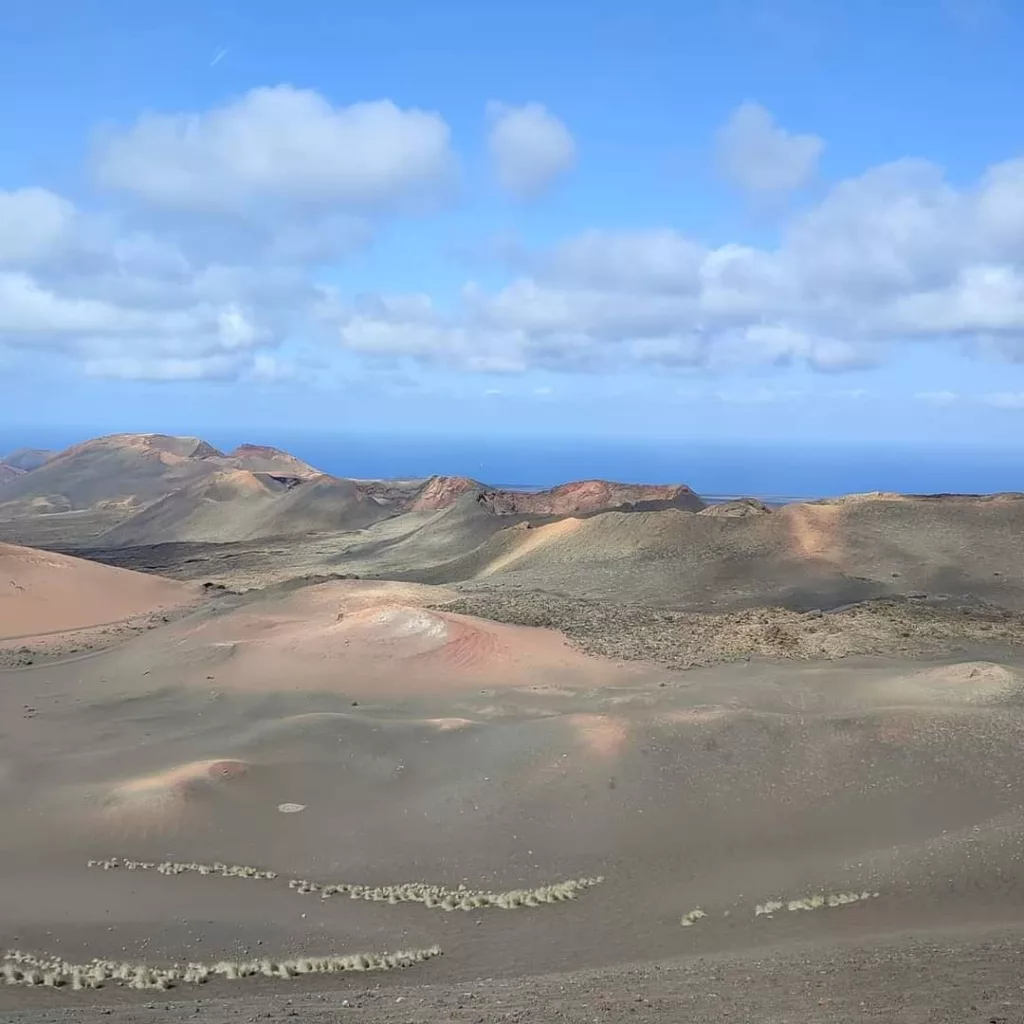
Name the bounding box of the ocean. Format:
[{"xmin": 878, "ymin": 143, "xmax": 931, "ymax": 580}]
[{"xmin": 2, "ymin": 429, "xmax": 1023, "ymax": 500}]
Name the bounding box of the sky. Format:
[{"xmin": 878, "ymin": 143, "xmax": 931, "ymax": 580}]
[{"xmin": 2, "ymin": 0, "xmax": 1024, "ymax": 447}]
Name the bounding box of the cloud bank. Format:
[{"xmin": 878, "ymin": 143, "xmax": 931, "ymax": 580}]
[{"xmin": 2, "ymin": 91, "xmax": 1024, "ymax": 384}]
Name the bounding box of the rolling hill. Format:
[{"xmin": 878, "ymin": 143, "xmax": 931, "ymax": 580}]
[
  {"xmin": 100, "ymin": 470, "xmax": 390, "ymax": 546},
  {"xmin": 424, "ymin": 492, "xmax": 1024, "ymax": 612},
  {"xmin": 0, "ymin": 540, "xmax": 198, "ymax": 640}
]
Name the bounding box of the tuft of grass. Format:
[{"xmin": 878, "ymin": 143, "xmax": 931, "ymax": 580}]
[
  {"xmin": 295, "ymin": 875, "xmax": 605, "ymax": 911},
  {"xmin": 2, "ymin": 945, "xmax": 442, "ymax": 993},
  {"xmin": 756, "ymin": 890, "xmax": 879, "ymax": 917},
  {"xmin": 680, "ymin": 907, "xmax": 707, "ymax": 927},
  {"xmin": 87, "ymin": 857, "xmax": 277, "ymax": 880},
  {"xmin": 87, "ymin": 854, "xmax": 604, "ymax": 914}
]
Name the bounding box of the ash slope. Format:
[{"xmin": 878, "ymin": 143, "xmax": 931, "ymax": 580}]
[
  {"xmin": 100, "ymin": 471, "xmax": 390, "ymax": 546},
  {"xmin": 65, "ymin": 489, "xmax": 1024, "ymax": 622},
  {"xmin": 0, "ymin": 541, "xmax": 200, "ymax": 643},
  {"xmin": 3, "ymin": 578, "xmax": 1024, "ymax": 1013},
  {"xmin": 421, "ymin": 493, "xmax": 1024, "ymax": 612}
]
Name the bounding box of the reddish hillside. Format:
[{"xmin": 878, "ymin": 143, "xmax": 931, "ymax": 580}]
[
  {"xmin": 409, "ymin": 475, "xmax": 485, "ymax": 511},
  {"xmin": 478, "ymin": 480, "xmax": 706, "ymax": 516},
  {"xmin": 0, "ymin": 433, "xmax": 222, "ymax": 510},
  {"xmin": 0, "ymin": 541, "xmax": 198, "ymax": 640}
]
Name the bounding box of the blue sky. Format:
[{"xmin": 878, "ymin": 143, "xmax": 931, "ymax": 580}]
[{"xmin": 2, "ymin": 0, "xmax": 1024, "ymax": 447}]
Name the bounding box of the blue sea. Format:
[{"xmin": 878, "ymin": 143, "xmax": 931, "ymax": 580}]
[{"xmin": 2, "ymin": 430, "xmax": 1023, "ymax": 501}]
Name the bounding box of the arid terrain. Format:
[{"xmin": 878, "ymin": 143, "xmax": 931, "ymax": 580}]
[{"xmin": 3, "ymin": 433, "xmax": 1024, "ymax": 1022}]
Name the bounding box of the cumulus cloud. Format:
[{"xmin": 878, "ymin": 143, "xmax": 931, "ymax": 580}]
[
  {"xmin": 0, "ymin": 189, "xmax": 77, "ymax": 265},
  {"xmin": 486, "ymin": 102, "xmax": 576, "ymax": 199},
  {"xmin": 0, "ymin": 182, "xmax": 314, "ymax": 381},
  {"xmin": 95, "ymin": 86, "xmax": 455, "ymax": 212},
  {"xmin": 0, "ymin": 87, "xmax": 460, "ymax": 383},
  {"xmin": 7, "ymin": 88, "xmax": 1024, "ymax": 385},
  {"xmin": 329, "ymin": 153, "xmax": 1024, "ymax": 374},
  {"xmin": 715, "ymin": 101, "xmax": 823, "ymax": 194}
]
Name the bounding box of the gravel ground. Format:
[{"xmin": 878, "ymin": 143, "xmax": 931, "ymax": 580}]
[
  {"xmin": 4, "ymin": 927, "xmax": 1023, "ymax": 1023},
  {"xmin": 438, "ymin": 592, "xmax": 1024, "ymax": 670}
]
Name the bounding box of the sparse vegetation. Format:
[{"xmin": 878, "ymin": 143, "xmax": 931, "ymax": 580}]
[
  {"xmin": 86, "ymin": 856, "xmax": 604, "ymax": 911},
  {"xmin": 2, "ymin": 945, "xmax": 442, "ymax": 991},
  {"xmin": 87, "ymin": 857, "xmax": 277, "ymax": 879},
  {"xmin": 437, "ymin": 593, "xmax": 1024, "ymax": 670},
  {"xmin": 680, "ymin": 907, "xmax": 707, "ymax": 927},
  {"xmin": 290, "ymin": 875, "xmax": 605, "ymax": 910},
  {"xmin": 755, "ymin": 890, "xmax": 879, "ymax": 917}
]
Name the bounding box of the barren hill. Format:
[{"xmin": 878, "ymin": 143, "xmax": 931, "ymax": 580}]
[
  {"xmin": 0, "ymin": 435, "xmax": 320, "ymax": 513},
  {"xmin": 0, "ymin": 464, "xmax": 23, "ymax": 488},
  {"xmin": 478, "ymin": 479, "xmax": 705, "ymax": 515},
  {"xmin": 223, "ymin": 443, "xmax": 320, "ymax": 478},
  {"xmin": 101, "ymin": 470, "xmax": 389, "ymax": 546},
  {"xmin": 0, "ymin": 434, "xmax": 361, "ymax": 547},
  {"xmin": 0, "ymin": 433, "xmax": 222, "ymax": 511},
  {"xmin": 408, "ymin": 475, "xmax": 484, "ymax": 511},
  {"xmin": 0, "ymin": 541, "xmax": 198, "ymax": 641},
  {"xmin": 427, "ymin": 492, "xmax": 1024, "ymax": 611}
]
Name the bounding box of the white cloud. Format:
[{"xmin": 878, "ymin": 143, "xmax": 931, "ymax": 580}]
[
  {"xmin": 82, "ymin": 354, "xmax": 247, "ymax": 381},
  {"xmin": 329, "ymin": 151, "xmax": 1024, "ymax": 374},
  {"xmin": 0, "ymin": 189, "xmax": 77, "ymax": 265},
  {"xmin": 8, "ymin": 90, "xmax": 1024, "ymax": 387},
  {"xmin": 486, "ymin": 102, "xmax": 576, "ymax": 199},
  {"xmin": 715, "ymin": 101, "xmax": 823, "ymax": 194},
  {"xmin": 543, "ymin": 229, "xmax": 704, "ymax": 290},
  {"xmin": 914, "ymin": 390, "xmax": 960, "ymax": 405},
  {"xmin": 95, "ymin": 86, "xmax": 455, "ymax": 212},
  {"xmin": 0, "ymin": 89, "xmax": 455, "ymax": 383},
  {"xmin": 0, "ymin": 185, "xmax": 302, "ymax": 381}
]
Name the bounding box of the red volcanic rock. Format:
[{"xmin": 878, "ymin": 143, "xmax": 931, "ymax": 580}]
[
  {"xmin": 408, "ymin": 475, "xmax": 484, "ymax": 512},
  {"xmin": 478, "ymin": 480, "xmax": 705, "ymax": 516}
]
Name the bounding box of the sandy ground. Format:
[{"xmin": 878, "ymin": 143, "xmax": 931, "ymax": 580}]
[
  {"xmin": 3, "ymin": 571, "xmax": 1024, "ymax": 1020},
  {"xmin": 0, "ymin": 542, "xmax": 199, "ymax": 637},
  {"xmin": 4, "ymin": 547, "xmax": 1024, "ymax": 1021},
  {"xmin": 4, "ymin": 929, "xmax": 1024, "ymax": 1023},
  {"xmin": 0, "ymin": 542, "xmax": 203, "ymax": 667}
]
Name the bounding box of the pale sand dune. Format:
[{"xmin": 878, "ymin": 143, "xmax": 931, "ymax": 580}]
[
  {"xmin": 100, "ymin": 759, "xmax": 249, "ymax": 828},
  {"xmin": 0, "ymin": 541, "xmax": 198, "ymax": 641},
  {"xmin": 164, "ymin": 579, "xmax": 632, "ymax": 695}
]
